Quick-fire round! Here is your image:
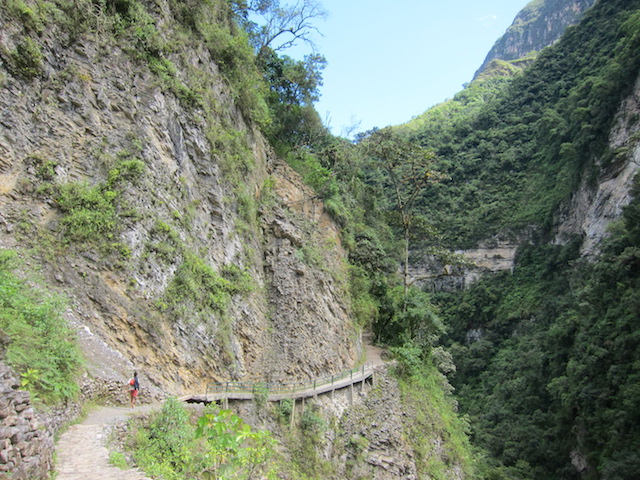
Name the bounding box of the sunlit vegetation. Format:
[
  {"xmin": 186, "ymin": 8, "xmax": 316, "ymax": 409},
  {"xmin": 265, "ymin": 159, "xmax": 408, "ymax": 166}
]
[
  {"xmin": 394, "ymin": 354, "xmax": 476, "ymax": 479},
  {"xmin": 53, "ymin": 153, "xmax": 145, "ymax": 257},
  {"xmin": 0, "ymin": 249, "xmax": 82, "ymax": 404},
  {"xmin": 403, "ymin": 0, "xmax": 640, "ymax": 249},
  {"xmin": 129, "ymin": 398, "xmax": 279, "ymax": 480},
  {"xmin": 410, "ymin": 1, "xmax": 640, "ymax": 477}
]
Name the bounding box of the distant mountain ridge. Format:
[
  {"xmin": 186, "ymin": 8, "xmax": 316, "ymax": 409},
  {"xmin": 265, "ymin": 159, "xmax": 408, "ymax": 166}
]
[{"xmin": 474, "ymin": 0, "xmax": 596, "ymax": 78}]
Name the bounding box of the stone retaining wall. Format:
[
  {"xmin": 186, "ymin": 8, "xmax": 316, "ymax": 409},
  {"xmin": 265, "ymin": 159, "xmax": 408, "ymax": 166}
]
[
  {"xmin": 0, "ymin": 356, "xmax": 165, "ymax": 479},
  {"xmin": 0, "ymin": 361, "xmax": 54, "ymax": 480}
]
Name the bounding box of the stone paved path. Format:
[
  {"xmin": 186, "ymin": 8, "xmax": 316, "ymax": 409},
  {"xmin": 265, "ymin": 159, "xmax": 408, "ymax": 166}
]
[{"xmin": 55, "ymin": 405, "xmax": 156, "ymax": 480}]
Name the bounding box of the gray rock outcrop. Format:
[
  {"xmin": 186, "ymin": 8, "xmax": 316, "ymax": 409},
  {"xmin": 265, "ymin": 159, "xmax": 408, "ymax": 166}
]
[
  {"xmin": 0, "ymin": 360, "xmax": 52, "ymax": 480},
  {"xmin": 475, "ymin": 0, "xmax": 596, "ymax": 78}
]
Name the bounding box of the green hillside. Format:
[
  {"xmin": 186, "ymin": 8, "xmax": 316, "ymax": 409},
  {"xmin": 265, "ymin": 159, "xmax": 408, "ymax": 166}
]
[
  {"xmin": 390, "ymin": 0, "xmax": 640, "ymax": 477},
  {"xmin": 402, "ymin": 0, "xmax": 640, "ymax": 249}
]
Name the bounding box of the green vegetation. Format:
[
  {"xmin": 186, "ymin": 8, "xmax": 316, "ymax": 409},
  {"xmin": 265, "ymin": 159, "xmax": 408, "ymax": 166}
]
[
  {"xmin": 282, "ymin": 403, "xmax": 335, "ymax": 479},
  {"xmin": 54, "ymin": 153, "xmax": 145, "ymax": 255},
  {"xmin": 399, "ymin": 0, "xmax": 640, "ymax": 249},
  {"xmin": 434, "ymin": 174, "xmax": 640, "ymax": 479},
  {"xmin": 162, "ymin": 252, "xmax": 254, "ymax": 318},
  {"xmin": 394, "ymin": 356, "xmax": 476, "ymax": 479},
  {"xmin": 401, "ymin": 1, "xmax": 640, "ymax": 477},
  {"xmin": 5, "ymin": 0, "xmax": 47, "ymax": 33},
  {"xmin": 0, "ymin": 249, "xmax": 82, "ymax": 404},
  {"xmin": 129, "ymin": 398, "xmax": 278, "ymax": 480},
  {"xmin": 56, "ymin": 181, "xmax": 119, "ymax": 243},
  {"xmin": 108, "ymin": 451, "xmax": 130, "ymax": 470},
  {"xmin": 316, "ymin": 1, "xmax": 640, "ymax": 477},
  {"xmin": 10, "ymin": 36, "xmax": 43, "ymax": 78}
]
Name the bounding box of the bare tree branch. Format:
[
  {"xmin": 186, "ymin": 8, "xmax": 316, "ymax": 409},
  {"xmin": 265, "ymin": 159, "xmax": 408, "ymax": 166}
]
[{"xmin": 252, "ymin": 0, "xmax": 327, "ymax": 56}]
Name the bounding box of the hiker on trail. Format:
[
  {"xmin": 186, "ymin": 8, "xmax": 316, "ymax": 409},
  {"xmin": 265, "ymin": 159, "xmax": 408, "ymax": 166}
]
[{"xmin": 127, "ymin": 371, "xmax": 140, "ymax": 408}]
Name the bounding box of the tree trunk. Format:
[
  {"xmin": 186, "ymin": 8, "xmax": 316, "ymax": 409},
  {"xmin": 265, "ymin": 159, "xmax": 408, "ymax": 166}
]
[{"xmin": 402, "ymin": 214, "xmax": 410, "ymax": 313}]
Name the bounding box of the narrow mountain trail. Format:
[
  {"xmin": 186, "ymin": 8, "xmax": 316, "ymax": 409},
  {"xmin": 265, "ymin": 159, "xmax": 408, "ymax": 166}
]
[
  {"xmin": 54, "ymin": 336, "xmax": 387, "ymax": 479},
  {"xmin": 54, "ymin": 405, "xmax": 156, "ymax": 480},
  {"xmin": 364, "ymin": 331, "xmax": 386, "ymax": 367},
  {"xmin": 365, "ymin": 340, "xmax": 386, "ymax": 367}
]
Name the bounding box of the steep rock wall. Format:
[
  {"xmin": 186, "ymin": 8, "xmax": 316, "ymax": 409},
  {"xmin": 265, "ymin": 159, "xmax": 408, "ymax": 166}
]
[
  {"xmin": 408, "ymin": 242, "xmax": 517, "ymax": 292},
  {"xmin": 475, "ymin": 0, "xmax": 596, "ymax": 78},
  {"xmin": 0, "ymin": 3, "xmax": 357, "ymax": 397},
  {"xmin": 554, "ymin": 74, "xmax": 640, "ymax": 254}
]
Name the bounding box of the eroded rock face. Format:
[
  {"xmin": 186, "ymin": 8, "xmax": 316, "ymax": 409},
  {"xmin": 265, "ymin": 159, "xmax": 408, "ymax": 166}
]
[
  {"xmin": 553, "ymin": 75, "xmax": 640, "ymax": 255},
  {"xmin": 0, "ymin": 4, "xmax": 358, "ymax": 397},
  {"xmin": 318, "ymin": 368, "xmax": 463, "ymax": 480},
  {"xmin": 258, "ymin": 161, "xmax": 357, "ymax": 382},
  {"xmin": 408, "ymin": 242, "xmax": 517, "ymax": 292},
  {"xmin": 475, "ymin": 0, "xmax": 596, "ymax": 78},
  {"xmin": 331, "ymin": 371, "xmax": 419, "ymax": 480}
]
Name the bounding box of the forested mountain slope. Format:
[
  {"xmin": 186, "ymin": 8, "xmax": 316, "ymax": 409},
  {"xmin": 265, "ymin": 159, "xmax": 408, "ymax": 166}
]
[
  {"xmin": 398, "ymin": 0, "xmax": 640, "ymax": 478},
  {"xmin": 405, "ymin": 0, "xmax": 640, "ymax": 251}
]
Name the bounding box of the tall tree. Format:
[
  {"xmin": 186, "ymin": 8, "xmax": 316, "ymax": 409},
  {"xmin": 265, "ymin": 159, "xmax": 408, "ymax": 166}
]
[
  {"xmin": 258, "ymin": 49, "xmax": 327, "ymax": 150},
  {"xmin": 359, "ymin": 127, "xmax": 443, "ymax": 307}
]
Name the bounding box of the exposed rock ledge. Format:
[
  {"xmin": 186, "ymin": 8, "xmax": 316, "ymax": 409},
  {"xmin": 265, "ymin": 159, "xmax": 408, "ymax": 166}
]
[{"xmin": 408, "ymin": 242, "xmax": 517, "ymax": 293}]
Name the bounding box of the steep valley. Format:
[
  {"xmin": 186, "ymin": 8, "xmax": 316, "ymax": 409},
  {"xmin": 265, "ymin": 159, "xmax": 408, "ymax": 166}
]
[{"xmin": 2, "ymin": 0, "xmax": 640, "ymax": 479}]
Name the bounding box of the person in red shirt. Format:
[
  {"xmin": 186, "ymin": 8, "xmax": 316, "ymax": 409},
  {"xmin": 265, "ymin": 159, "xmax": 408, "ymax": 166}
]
[{"xmin": 127, "ymin": 371, "xmax": 140, "ymax": 408}]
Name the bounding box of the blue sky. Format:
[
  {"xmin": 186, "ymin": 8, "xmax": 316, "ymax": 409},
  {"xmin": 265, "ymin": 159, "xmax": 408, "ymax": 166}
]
[{"xmin": 286, "ymin": 0, "xmax": 529, "ymax": 137}]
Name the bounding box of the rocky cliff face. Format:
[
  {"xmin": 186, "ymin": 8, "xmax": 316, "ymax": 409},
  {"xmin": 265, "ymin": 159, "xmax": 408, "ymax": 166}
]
[
  {"xmin": 475, "ymin": 0, "xmax": 596, "ymax": 78},
  {"xmin": 0, "ymin": 2, "xmax": 358, "ymax": 396},
  {"xmin": 553, "ymin": 75, "xmax": 640, "ymax": 254},
  {"xmin": 408, "ymin": 242, "xmax": 517, "ymax": 292}
]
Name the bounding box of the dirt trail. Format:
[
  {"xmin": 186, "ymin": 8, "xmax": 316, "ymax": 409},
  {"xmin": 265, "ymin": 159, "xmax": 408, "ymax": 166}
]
[
  {"xmin": 55, "ymin": 405, "xmax": 156, "ymax": 480},
  {"xmin": 364, "ymin": 332, "xmax": 386, "ymax": 367}
]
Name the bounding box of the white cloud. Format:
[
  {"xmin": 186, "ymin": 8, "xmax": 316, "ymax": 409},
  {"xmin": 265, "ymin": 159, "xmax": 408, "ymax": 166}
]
[{"xmin": 477, "ymin": 14, "xmax": 498, "ymax": 26}]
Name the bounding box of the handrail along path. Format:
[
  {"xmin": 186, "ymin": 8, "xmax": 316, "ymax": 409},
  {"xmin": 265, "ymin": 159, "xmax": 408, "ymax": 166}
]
[{"xmin": 185, "ymin": 362, "xmax": 375, "ymax": 404}]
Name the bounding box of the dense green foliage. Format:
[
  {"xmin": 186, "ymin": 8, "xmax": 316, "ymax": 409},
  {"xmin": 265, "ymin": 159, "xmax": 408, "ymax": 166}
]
[
  {"xmin": 0, "ymin": 249, "xmax": 82, "ymax": 404},
  {"xmin": 435, "ymin": 175, "xmax": 640, "ymax": 479},
  {"xmin": 162, "ymin": 252, "xmax": 254, "ymax": 318},
  {"xmin": 52, "ymin": 152, "xmax": 145, "ymax": 257},
  {"xmin": 259, "ymin": 48, "xmax": 327, "ymax": 153},
  {"xmin": 404, "ymin": 0, "xmax": 640, "ymax": 249},
  {"xmin": 399, "ymin": 1, "xmax": 640, "ymax": 478},
  {"xmin": 130, "ymin": 398, "xmax": 277, "ymax": 479}
]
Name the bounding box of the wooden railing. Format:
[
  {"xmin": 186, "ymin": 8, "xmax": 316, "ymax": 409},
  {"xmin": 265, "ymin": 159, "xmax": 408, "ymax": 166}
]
[{"xmin": 205, "ymin": 362, "xmax": 374, "ymax": 400}]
